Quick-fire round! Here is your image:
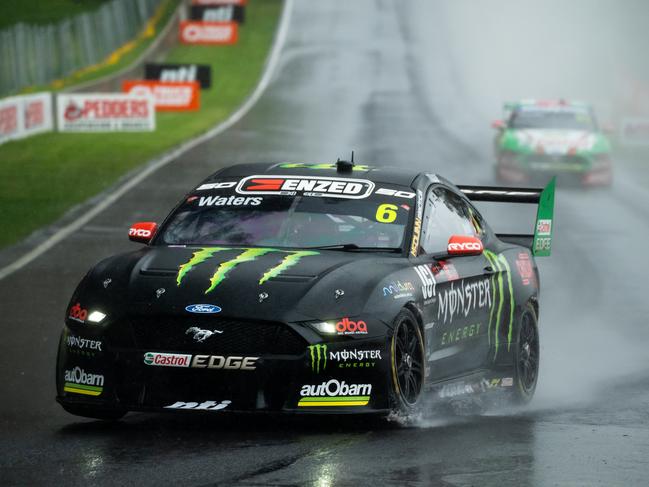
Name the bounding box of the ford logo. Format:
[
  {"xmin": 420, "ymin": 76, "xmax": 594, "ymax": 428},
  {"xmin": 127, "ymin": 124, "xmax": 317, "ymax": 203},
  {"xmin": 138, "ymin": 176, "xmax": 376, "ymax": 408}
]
[{"xmin": 185, "ymin": 304, "xmax": 222, "ymax": 314}]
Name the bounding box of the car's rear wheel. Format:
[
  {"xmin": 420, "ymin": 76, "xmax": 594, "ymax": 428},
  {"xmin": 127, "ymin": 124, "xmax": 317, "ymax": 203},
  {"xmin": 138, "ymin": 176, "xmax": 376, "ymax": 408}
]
[
  {"xmin": 390, "ymin": 309, "xmax": 425, "ymax": 414},
  {"xmin": 510, "ymin": 303, "xmax": 540, "ymax": 404},
  {"xmin": 61, "ymin": 403, "xmax": 126, "ymax": 421}
]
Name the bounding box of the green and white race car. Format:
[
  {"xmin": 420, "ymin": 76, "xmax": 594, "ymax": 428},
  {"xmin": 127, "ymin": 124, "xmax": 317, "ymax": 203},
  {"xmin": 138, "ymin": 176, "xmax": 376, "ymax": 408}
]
[{"xmin": 492, "ymin": 99, "xmax": 612, "ymax": 187}]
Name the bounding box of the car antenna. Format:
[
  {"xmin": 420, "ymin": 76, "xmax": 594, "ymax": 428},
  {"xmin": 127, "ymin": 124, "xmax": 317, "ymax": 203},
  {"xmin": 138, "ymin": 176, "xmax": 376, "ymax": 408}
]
[{"xmin": 336, "ymin": 151, "xmax": 355, "ymax": 173}]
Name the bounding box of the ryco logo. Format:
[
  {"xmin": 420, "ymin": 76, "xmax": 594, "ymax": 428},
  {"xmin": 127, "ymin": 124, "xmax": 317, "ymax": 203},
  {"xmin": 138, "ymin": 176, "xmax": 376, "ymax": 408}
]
[
  {"xmin": 129, "ymin": 227, "xmax": 152, "ymax": 238},
  {"xmin": 448, "ymin": 241, "xmax": 483, "ymax": 252},
  {"xmin": 236, "ymin": 175, "xmax": 375, "ymax": 199},
  {"xmin": 336, "ymin": 318, "xmax": 367, "ymax": 335},
  {"xmin": 68, "ymin": 303, "xmax": 88, "ymax": 323}
]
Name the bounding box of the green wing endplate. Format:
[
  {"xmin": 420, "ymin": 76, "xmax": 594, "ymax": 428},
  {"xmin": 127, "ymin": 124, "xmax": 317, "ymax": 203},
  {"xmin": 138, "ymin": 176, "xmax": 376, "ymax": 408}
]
[{"xmin": 532, "ymin": 178, "xmax": 555, "ymax": 257}]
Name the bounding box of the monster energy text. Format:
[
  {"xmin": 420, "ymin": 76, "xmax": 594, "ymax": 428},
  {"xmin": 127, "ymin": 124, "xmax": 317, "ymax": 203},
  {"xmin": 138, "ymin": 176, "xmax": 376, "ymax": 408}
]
[{"xmin": 307, "ymin": 345, "xmax": 382, "ymax": 373}]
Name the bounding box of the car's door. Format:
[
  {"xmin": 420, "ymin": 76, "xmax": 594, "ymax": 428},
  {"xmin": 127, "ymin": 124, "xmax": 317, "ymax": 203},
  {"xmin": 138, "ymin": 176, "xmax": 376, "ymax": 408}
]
[{"xmin": 416, "ymin": 186, "xmax": 494, "ymax": 382}]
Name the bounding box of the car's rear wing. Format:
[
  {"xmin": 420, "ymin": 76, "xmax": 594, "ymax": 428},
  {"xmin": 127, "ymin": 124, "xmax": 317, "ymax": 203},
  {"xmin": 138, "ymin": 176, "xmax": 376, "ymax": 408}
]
[{"xmin": 457, "ymin": 178, "xmax": 555, "ymax": 256}]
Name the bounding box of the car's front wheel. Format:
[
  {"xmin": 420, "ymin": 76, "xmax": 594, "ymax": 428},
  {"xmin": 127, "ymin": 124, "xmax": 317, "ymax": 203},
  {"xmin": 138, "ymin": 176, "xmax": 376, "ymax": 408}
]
[{"xmin": 390, "ymin": 308, "xmax": 425, "ymax": 415}]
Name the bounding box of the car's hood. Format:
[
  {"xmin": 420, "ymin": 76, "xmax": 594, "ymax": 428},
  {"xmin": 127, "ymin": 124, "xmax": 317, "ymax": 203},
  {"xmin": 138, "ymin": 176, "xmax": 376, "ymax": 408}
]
[
  {"xmin": 504, "ymin": 128, "xmax": 606, "ymax": 154},
  {"xmin": 88, "ymin": 246, "xmax": 406, "ymax": 323}
]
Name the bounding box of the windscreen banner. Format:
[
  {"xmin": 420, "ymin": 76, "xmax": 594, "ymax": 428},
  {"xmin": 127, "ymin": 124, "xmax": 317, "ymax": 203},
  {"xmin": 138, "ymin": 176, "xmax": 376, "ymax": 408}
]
[
  {"xmin": 179, "ymin": 21, "xmax": 238, "ymax": 45},
  {"xmin": 0, "ymin": 92, "xmax": 53, "ymax": 145},
  {"xmin": 122, "ymin": 80, "xmax": 200, "ymax": 111},
  {"xmin": 56, "ymin": 93, "xmax": 155, "ymax": 132}
]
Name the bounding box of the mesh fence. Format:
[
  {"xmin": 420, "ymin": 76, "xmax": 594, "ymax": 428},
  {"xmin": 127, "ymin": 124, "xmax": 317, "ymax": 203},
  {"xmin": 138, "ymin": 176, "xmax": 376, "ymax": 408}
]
[{"xmin": 0, "ymin": 0, "xmax": 162, "ymax": 97}]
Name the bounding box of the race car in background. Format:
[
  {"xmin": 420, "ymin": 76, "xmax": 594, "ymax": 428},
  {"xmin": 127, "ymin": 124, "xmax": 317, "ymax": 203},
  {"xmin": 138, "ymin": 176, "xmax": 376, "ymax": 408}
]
[
  {"xmin": 56, "ymin": 161, "xmax": 554, "ymax": 420},
  {"xmin": 492, "ymin": 99, "xmax": 612, "ymax": 187}
]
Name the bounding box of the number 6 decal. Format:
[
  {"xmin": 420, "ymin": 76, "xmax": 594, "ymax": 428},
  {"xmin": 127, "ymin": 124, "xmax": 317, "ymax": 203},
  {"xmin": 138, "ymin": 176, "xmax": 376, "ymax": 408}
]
[{"xmin": 376, "ymin": 203, "xmax": 398, "ymax": 223}]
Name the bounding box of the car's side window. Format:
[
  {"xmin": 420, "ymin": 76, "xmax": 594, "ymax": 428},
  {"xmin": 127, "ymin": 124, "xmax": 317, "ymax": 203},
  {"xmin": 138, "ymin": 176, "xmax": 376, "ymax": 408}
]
[{"xmin": 420, "ymin": 187, "xmax": 477, "ymax": 255}]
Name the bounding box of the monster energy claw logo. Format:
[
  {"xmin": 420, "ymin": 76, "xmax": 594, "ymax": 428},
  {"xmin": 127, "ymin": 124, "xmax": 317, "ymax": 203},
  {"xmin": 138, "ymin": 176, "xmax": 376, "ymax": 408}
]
[
  {"xmin": 483, "ymin": 250, "xmax": 515, "ymax": 360},
  {"xmin": 177, "ymin": 247, "xmax": 319, "ymax": 294},
  {"xmin": 308, "ymin": 344, "xmax": 327, "ymax": 373}
]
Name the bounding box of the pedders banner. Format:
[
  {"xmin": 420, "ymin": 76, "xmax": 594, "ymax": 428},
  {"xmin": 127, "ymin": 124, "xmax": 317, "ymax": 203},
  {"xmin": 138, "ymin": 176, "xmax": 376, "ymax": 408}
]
[
  {"xmin": 179, "ymin": 21, "xmax": 238, "ymax": 45},
  {"xmin": 0, "ymin": 92, "xmax": 53, "ymax": 145},
  {"xmin": 57, "ymin": 93, "xmax": 155, "ymax": 132},
  {"xmin": 122, "ymin": 80, "xmax": 200, "ymax": 111}
]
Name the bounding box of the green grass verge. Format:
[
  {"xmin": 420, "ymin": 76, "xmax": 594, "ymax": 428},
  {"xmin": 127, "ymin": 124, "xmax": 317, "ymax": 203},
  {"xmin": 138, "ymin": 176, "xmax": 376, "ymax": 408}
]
[{"xmin": 0, "ymin": 0, "xmax": 282, "ymax": 249}]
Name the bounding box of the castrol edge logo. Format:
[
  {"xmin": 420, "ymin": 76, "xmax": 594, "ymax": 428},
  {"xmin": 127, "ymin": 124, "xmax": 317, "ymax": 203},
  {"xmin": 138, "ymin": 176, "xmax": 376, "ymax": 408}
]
[{"xmin": 236, "ymin": 175, "xmax": 375, "ymax": 199}]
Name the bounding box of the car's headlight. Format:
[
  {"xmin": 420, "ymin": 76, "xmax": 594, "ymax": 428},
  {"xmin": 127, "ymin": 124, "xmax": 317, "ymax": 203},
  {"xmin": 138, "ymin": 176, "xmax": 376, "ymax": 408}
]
[
  {"xmin": 309, "ymin": 321, "xmax": 337, "ymax": 335},
  {"xmin": 87, "ymin": 311, "xmax": 107, "ymax": 324}
]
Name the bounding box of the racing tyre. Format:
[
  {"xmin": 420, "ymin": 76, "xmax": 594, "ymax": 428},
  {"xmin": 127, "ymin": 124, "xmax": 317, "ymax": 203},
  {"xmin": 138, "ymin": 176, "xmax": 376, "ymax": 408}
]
[
  {"xmin": 61, "ymin": 404, "xmax": 126, "ymax": 421},
  {"xmin": 390, "ymin": 309, "xmax": 425, "ymax": 414},
  {"xmin": 510, "ymin": 303, "xmax": 540, "ymax": 404}
]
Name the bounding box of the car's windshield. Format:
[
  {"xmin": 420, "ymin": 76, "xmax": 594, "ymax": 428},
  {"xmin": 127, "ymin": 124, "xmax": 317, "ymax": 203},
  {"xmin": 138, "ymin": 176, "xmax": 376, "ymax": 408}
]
[
  {"xmin": 157, "ymin": 176, "xmax": 414, "ymax": 250},
  {"xmin": 510, "ymin": 107, "xmax": 596, "ymax": 131}
]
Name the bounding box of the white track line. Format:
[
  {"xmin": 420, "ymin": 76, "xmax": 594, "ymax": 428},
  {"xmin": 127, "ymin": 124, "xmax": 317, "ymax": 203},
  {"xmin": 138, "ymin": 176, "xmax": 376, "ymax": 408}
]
[{"xmin": 0, "ymin": 0, "xmax": 294, "ymax": 282}]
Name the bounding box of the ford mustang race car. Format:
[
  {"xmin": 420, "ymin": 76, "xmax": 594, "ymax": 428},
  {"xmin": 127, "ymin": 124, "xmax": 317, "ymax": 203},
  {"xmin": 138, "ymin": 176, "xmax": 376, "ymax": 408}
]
[
  {"xmin": 493, "ymin": 99, "xmax": 612, "ymax": 186},
  {"xmin": 56, "ymin": 161, "xmax": 554, "ymax": 420}
]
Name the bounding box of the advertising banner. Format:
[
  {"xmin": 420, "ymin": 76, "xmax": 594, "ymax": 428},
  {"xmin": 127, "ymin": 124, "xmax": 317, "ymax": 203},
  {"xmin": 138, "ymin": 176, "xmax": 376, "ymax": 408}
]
[
  {"xmin": 179, "ymin": 21, "xmax": 238, "ymax": 45},
  {"xmin": 190, "ymin": 5, "xmax": 245, "ymax": 24},
  {"xmin": 0, "ymin": 92, "xmax": 53, "ymax": 145},
  {"xmin": 122, "ymin": 80, "xmax": 200, "ymax": 111},
  {"xmin": 21, "ymin": 93, "xmax": 53, "ymax": 137},
  {"xmin": 144, "ymin": 63, "xmax": 212, "ymax": 89},
  {"xmin": 0, "ymin": 97, "xmax": 21, "ymax": 144},
  {"xmin": 57, "ymin": 93, "xmax": 155, "ymax": 132}
]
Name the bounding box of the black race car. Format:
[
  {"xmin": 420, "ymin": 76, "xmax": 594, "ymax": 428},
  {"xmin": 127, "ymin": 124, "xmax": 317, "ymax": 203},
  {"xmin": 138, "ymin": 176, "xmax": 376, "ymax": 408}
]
[{"xmin": 56, "ymin": 160, "xmax": 555, "ymax": 419}]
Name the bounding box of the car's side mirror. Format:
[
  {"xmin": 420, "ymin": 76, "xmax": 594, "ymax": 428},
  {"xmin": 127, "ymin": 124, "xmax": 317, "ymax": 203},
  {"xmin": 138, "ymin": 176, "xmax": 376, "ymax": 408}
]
[
  {"xmin": 447, "ymin": 235, "xmax": 484, "ymax": 256},
  {"xmin": 128, "ymin": 222, "xmax": 158, "ymax": 244},
  {"xmin": 491, "ymin": 119, "xmax": 505, "ymax": 130}
]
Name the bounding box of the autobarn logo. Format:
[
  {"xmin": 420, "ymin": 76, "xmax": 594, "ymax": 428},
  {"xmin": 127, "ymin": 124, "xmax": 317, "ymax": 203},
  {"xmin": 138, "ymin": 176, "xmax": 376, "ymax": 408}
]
[
  {"xmin": 298, "ymin": 379, "xmax": 372, "ymax": 407},
  {"xmin": 236, "ymin": 176, "xmax": 375, "ymax": 199},
  {"xmin": 63, "ymin": 367, "xmax": 104, "ymax": 396}
]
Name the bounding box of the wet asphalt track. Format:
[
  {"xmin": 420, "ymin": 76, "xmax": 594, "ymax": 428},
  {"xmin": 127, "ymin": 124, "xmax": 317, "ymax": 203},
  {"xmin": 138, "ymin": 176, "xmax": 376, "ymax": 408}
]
[{"xmin": 2, "ymin": 1, "xmax": 649, "ymax": 485}]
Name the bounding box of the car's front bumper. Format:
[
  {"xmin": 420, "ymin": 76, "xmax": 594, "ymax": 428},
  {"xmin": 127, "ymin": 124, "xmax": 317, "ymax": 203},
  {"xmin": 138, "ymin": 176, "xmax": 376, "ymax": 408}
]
[{"xmin": 56, "ymin": 319, "xmax": 392, "ymax": 416}]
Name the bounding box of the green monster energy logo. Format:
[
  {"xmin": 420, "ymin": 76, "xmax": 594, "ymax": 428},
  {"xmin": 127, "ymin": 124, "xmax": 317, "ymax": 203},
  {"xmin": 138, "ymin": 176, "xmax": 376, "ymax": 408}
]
[
  {"xmin": 307, "ymin": 344, "xmax": 328, "ymax": 373},
  {"xmin": 484, "ymin": 250, "xmax": 515, "ymax": 360},
  {"xmin": 177, "ymin": 247, "xmax": 319, "ymax": 294}
]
